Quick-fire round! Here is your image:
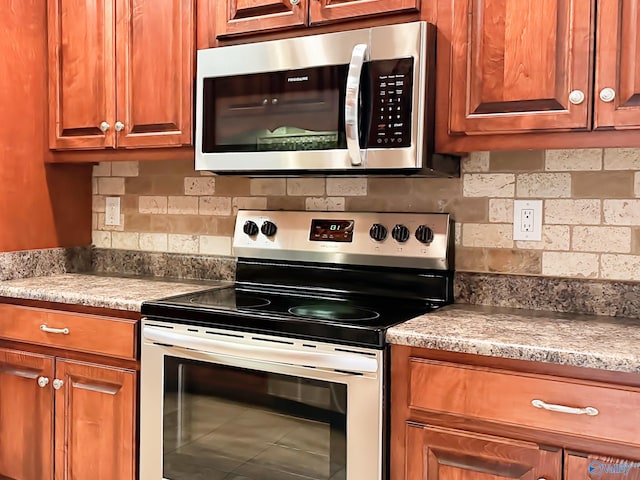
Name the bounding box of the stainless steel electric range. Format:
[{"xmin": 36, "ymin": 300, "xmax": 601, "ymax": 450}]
[{"xmin": 139, "ymin": 210, "xmax": 453, "ymax": 480}]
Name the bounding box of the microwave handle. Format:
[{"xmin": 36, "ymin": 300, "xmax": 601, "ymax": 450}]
[{"xmin": 345, "ymin": 44, "xmax": 368, "ymax": 166}]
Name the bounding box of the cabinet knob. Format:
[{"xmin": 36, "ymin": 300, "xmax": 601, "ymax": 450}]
[
  {"xmin": 568, "ymin": 90, "xmax": 585, "ymax": 105},
  {"xmin": 114, "ymin": 121, "xmax": 125, "ymax": 132},
  {"xmin": 99, "ymin": 121, "xmax": 110, "ymax": 132},
  {"xmin": 599, "ymin": 87, "xmax": 616, "ymax": 103},
  {"xmin": 290, "ymin": 0, "xmax": 300, "ymax": 5},
  {"xmin": 37, "ymin": 376, "xmax": 49, "ymax": 388},
  {"xmin": 53, "ymin": 379, "xmax": 64, "ymax": 390}
]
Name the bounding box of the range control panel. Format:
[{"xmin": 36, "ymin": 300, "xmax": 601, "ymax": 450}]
[{"xmin": 233, "ymin": 210, "xmax": 452, "ymax": 270}]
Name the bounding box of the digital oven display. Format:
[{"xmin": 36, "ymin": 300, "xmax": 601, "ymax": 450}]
[{"xmin": 309, "ymin": 219, "xmax": 354, "ymax": 242}]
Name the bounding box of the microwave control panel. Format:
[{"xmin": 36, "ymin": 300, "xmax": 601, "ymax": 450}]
[{"xmin": 367, "ymin": 58, "xmax": 414, "ymax": 148}]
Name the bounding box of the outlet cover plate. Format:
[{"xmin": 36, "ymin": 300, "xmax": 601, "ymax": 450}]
[
  {"xmin": 513, "ymin": 200, "xmax": 542, "ymax": 241},
  {"xmin": 105, "ymin": 197, "xmax": 121, "ymax": 226}
]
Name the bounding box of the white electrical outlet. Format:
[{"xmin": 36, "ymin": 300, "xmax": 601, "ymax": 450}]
[
  {"xmin": 105, "ymin": 197, "xmax": 121, "ymax": 226},
  {"xmin": 513, "ymin": 200, "xmax": 542, "ymax": 241}
]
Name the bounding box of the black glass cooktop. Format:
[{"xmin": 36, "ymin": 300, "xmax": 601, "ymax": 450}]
[{"xmin": 142, "ymin": 285, "xmax": 439, "ymax": 348}]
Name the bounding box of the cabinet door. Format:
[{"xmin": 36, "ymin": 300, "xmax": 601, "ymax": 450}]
[
  {"xmin": 309, "ymin": 0, "xmax": 418, "ymax": 25},
  {"xmin": 0, "ymin": 348, "xmax": 54, "ymax": 480},
  {"xmin": 115, "ymin": 0, "xmax": 194, "ymax": 148},
  {"xmin": 566, "ymin": 451, "xmax": 640, "ymax": 480},
  {"xmin": 48, "ymin": 0, "xmax": 117, "ymax": 149},
  {"xmin": 54, "ymin": 359, "xmax": 136, "ymax": 480},
  {"xmin": 445, "ymin": 0, "xmax": 594, "ymax": 135},
  {"xmin": 594, "ymin": 0, "xmax": 640, "ymax": 129},
  {"xmin": 215, "ymin": 0, "xmax": 308, "ymax": 37},
  {"xmin": 405, "ymin": 424, "xmax": 561, "ymax": 480}
]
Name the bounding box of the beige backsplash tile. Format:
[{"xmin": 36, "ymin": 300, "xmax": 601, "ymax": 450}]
[
  {"xmin": 489, "ymin": 199, "xmax": 513, "ymax": 223},
  {"xmin": 463, "ymin": 173, "xmax": 515, "ymax": 197},
  {"xmin": 199, "ymin": 196, "xmax": 232, "ymax": 216},
  {"xmin": 305, "ymin": 197, "xmax": 345, "ymax": 211},
  {"xmin": 600, "ymin": 254, "xmax": 640, "ymax": 281},
  {"xmin": 214, "ymin": 176, "xmax": 251, "ymax": 196},
  {"xmin": 462, "ymin": 223, "xmax": 513, "ymax": 249},
  {"xmin": 93, "ymin": 148, "xmax": 640, "ymax": 281},
  {"xmin": 139, "ymin": 196, "xmax": 168, "ymax": 214},
  {"xmin": 604, "ymin": 148, "xmax": 640, "ymax": 170},
  {"xmin": 544, "ymin": 199, "xmax": 601, "ymax": 225},
  {"xmin": 572, "ymin": 171, "xmax": 635, "ymax": 198},
  {"xmin": 287, "ymin": 178, "xmax": 325, "ymax": 196},
  {"xmin": 184, "ymin": 176, "xmax": 216, "ymax": 196},
  {"xmin": 111, "ymin": 161, "xmax": 139, "ymax": 177},
  {"xmin": 542, "ymin": 252, "xmax": 599, "ymax": 277},
  {"xmin": 545, "ymin": 149, "xmax": 602, "ymax": 171},
  {"xmin": 603, "ymin": 199, "xmax": 640, "ymax": 225},
  {"xmin": 572, "ymin": 226, "xmax": 631, "ymax": 253},
  {"xmin": 486, "ymin": 248, "xmax": 541, "ymax": 274},
  {"xmin": 490, "ymin": 150, "xmax": 544, "ymax": 172},
  {"xmin": 326, "ymin": 177, "xmax": 367, "ymax": 196},
  {"xmin": 167, "ymin": 196, "xmax": 198, "ymax": 215},
  {"xmin": 516, "ymin": 173, "xmax": 571, "ymax": 198}
]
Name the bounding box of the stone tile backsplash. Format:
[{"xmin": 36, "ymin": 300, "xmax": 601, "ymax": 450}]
[{"xmin": 92, "ymin": 148, "xmax": 640, "ymax": 281}]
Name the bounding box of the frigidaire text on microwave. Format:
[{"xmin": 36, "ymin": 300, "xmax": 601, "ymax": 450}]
[{"xmin": 195, "ymin": 21, "xmax": 459, "ymax": 176}]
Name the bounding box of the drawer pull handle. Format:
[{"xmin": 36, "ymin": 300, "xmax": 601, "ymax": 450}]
[
  {"xmin": 40, "ymin": 324, "xmax": 70, "ymax": 335},
  {"xmin": 531, "ymin": 399, "xmax": 599, "ymax": 416}
]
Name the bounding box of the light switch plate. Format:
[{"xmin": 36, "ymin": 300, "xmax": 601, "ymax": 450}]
[
  {"xmin": 513, "ymin": 200, "xmax": 542, "ymax": 241},
  {"xmin": 105, "ymin": 197, "xmax": 121, "ymax": 226}
]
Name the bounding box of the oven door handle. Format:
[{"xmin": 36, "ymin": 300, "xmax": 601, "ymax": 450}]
[
  {"xmin": 143, "ymin": 326, "xmax": 379, "ymax": 374},
  {"xmin": 345, "ymin": 43, "xmax": 368, "ymax": 167}
]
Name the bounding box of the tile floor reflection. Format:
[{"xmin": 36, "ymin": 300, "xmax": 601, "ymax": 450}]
[{"xmin": 163, "ymin": 393, "xmax": 347, "ymax": 480}]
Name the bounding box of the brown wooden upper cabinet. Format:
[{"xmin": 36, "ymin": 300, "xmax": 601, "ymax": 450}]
[
  {"xmin": 48, "ymin": 0, "xmax": 194, "ymax": 150},
  {"xmin": 436, "ymin": 0, "xmax": 640, "ymax": 152},
  {"xmin": 215, "ymin": 0, "xmax": 419, "ymax": 38}
]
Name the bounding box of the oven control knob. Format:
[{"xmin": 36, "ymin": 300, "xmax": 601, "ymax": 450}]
[
  {"xmin": 261, "ymin": 220, "xmax": 278, "ymax": 237},
  {"xmin": 415, "ymin": 225, "xmax": 435, "ymax": 244},
  {"xmin": 243, "ymin": 220, "xmax": 259, "ymax": 236},
  {"xmin": 369, "ymin": 223, "xmax": 388, "ymax": 241},
  {"xmin": 392, "ymin": 224, "xmax": 410, "ymax": 243}
]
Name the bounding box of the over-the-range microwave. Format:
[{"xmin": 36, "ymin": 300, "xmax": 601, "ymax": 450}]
[{"xmin": 195, "ymin": 21, "xmax": 459, "ymax": 177}]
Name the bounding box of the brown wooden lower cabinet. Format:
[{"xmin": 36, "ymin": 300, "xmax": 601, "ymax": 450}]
[
  {"xmin": 391, "ymin": 345, "xmax": 640, "ymax": 480},
  {"xmin": 405, "ymin": 424, "xmax": 561, "ymax": 480},
  {"xmin": 0, "ymin": 348, "xmax": 54, "ymax": 480},
  {"xmin": 0, "ymin": 303, "xmax": 139, "ymax": 479},
  {"xmin": 0, "ymin": 348, "xmax": 136, "ymax": 480}
]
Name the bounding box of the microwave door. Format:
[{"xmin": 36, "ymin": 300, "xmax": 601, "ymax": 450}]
[{"xmin": 345, "ymin": 44, "xmax": 369, "ymax": 167}]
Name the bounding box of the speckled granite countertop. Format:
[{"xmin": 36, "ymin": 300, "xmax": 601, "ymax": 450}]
[
  {"xmin": 387, "ymin": 304, "xmax": 640, "ymax": 374},
  {"xmin": 0, "ymin": 273, "xmax": 225, "ymax": 312}
]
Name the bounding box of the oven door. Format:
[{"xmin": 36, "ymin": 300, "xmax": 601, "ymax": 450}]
[{"xmin": 139, "ymin": 321, "xmax": 384, "ymax": 480}]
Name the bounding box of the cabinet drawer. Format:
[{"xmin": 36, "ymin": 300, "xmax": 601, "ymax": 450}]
[
  {"xmin": 409, "ymin": 359, "xmax": 640, "ymax": 446},
  {"xmin": 0, "ymin": 304, "xmax": 136, "ymax": 359}
]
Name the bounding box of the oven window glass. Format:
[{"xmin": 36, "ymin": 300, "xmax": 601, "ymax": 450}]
[
  {"xmin": 163, "ymin": 356, "xmax": 347, "ymax": 480},
  {"xmin": 202, "ymin": 66, "xmax": 349, "ymax": 154}
]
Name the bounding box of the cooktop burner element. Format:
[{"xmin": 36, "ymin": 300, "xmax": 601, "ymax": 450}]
[
  {"xmin": 189, "ymin": 293, "xmax": 271, "ymax": 309},
  {"xmin": 288, "ymin": 304, "xmax": 380, "ymax": 322},
  {"xmin": 142, "ymin": 210, "xmax": 454, "ymax": 348}
]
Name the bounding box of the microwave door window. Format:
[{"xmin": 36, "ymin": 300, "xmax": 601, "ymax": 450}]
[{"xmin": 202, "ymin": 66, "xmax": 349, "ymax": 153}]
